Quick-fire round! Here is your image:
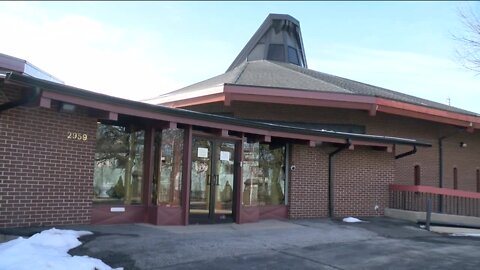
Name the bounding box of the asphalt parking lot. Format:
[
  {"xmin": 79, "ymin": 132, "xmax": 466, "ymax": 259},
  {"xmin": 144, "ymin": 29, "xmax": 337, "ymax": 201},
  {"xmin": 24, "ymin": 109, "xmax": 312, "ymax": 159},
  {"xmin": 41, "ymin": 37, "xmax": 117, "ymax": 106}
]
[{"xmin": 3, "ymin": 217, "xmax": 480, "ymax": 270}]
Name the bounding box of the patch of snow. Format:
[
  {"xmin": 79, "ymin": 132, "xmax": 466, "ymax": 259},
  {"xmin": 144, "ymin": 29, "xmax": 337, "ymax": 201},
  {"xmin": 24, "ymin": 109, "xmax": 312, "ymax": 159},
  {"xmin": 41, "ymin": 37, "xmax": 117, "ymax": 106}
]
[
  {"xmin": 342, "ymin": 217, "xmax": 363, "ymax": 223},
  {"xmin": 0, "ymin": 228, "xmax": 122, "ymax": 270},
  {"xmin": 419, "ymin": 225, "xmax": 426, "ymax": 229},
  {"xmin": 450, "ymin": 233, "xmax": 480, "ymax": 237}
]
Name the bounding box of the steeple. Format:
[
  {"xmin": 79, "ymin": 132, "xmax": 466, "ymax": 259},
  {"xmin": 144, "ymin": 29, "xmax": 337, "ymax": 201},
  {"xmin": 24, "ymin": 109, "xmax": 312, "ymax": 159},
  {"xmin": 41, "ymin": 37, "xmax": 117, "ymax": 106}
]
[{"xmin": 226, "ymin": 14, "xmax": 307, "ymax": 72}]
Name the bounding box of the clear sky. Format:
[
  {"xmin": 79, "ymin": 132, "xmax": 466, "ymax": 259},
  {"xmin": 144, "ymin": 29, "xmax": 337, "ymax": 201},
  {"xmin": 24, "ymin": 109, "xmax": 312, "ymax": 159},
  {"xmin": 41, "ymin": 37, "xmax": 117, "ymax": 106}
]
[{"xmin": 1, "ymin": 1, "xmax": 479, "ymax": 113}]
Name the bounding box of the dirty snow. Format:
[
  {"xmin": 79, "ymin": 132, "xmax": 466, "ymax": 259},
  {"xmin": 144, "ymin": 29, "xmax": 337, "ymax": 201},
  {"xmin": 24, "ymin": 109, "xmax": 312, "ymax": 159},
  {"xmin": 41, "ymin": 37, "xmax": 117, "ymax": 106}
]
[
  {"xmin": 342, "ymin": 217, "xmax": 363, "ymax": 223},
  {"xmin": 0, "ymin": 228, "xmax": 122, "ymax": 270},
  {"xmin": 450, "ymin": 233, "xmax": 480, "ymax": 237}
]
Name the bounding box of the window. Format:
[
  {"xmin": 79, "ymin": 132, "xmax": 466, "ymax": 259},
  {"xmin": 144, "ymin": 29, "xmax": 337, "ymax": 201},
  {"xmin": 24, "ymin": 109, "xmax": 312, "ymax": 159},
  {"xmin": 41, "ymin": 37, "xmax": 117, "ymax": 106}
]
[
  {"xmin": 242, "ymin": 142, "xmax": 286, "ymax": 206},
  {"xmin": 94, "ymin": 124, "xmax": 145, "ymax": 204},
  {"xmin": 287, "ymin": 46, "xmax": 300, "ymax": 65},
  {"xmin": 152, "ymin": 129, "xmax": 184, "ymax": 206},
  {"xmin": 476, "ymin": 169, "xmax": 480, "ymax": 193},
  {"xmin": 453, "ymin": 167, "xmax": 458, "ymax": 190},
  {"xmin": 414, "ymin": 165, "xmax": 421, "ymax": 186},
  {"xmin": 267, "ymin": 44, "xmax": 285, "ymax": 62}
]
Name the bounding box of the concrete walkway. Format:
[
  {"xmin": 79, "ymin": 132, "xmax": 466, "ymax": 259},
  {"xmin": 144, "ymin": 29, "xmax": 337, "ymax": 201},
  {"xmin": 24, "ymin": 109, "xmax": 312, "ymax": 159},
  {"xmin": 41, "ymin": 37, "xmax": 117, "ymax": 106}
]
[{"xmin": 3, "ymin": 217, "xmax": 480, "ymax": 269}]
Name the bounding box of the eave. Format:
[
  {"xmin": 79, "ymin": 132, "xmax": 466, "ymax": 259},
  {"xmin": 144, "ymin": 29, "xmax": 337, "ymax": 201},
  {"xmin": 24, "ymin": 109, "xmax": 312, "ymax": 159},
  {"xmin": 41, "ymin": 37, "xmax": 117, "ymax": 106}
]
[
  {"xmin": 158, "ymin": 84, "xmax": 480, "ymax": 131},
  {"xmin": 2, "ymin": 72, "xmax": 431, "ymax": 150}
]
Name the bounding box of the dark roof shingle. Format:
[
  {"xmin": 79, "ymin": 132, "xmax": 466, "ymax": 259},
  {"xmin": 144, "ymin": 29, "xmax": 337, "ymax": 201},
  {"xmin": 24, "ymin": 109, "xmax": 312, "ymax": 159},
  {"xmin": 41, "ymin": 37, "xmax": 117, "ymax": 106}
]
[{"xmin": 154, "ymin": 60, "xmax": 478, "ymax": 116}]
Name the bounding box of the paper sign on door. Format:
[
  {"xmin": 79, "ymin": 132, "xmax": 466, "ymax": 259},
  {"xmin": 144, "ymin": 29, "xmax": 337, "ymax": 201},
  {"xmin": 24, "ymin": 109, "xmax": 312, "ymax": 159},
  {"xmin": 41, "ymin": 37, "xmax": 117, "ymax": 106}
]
[
  {"xmin": 198, "ymin": 147, "xmax": 208, "ymax": 158},
  {"xmin": 220, "ymin": 151, "xmax": 231, "ymax": 161}
]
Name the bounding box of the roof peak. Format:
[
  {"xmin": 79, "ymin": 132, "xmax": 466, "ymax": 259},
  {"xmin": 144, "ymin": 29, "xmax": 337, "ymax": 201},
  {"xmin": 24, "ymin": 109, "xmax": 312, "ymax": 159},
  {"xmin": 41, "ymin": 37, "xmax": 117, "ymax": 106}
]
[{"xmin": 226, "ymin": 13, "xmax": 307, "ymax": 72}]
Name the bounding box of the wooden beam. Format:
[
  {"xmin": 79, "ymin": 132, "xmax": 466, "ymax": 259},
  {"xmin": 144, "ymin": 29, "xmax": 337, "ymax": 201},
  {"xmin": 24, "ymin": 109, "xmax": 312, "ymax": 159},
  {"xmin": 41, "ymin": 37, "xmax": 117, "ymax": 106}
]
[
  {"xmin": 107, "ymin": 112, "xmax": 118, "ymax": 121},
  {"xmin": 143, "ymin": 127, "xmax": 155, "ymax": 207},
  {"xmin": 216, "ymin": 129, "xmax": 229, "ymax": 137},
  {"xmin": 369, "ymin": 104, "xmax": 378, "ymax": 116},
  {"xmin": 309, "ymin": 140, "xmax": 322, "ymax": 147},
  {"xmin": 39, "ymin": 97, "xmax": 51, "ymax": 108}
]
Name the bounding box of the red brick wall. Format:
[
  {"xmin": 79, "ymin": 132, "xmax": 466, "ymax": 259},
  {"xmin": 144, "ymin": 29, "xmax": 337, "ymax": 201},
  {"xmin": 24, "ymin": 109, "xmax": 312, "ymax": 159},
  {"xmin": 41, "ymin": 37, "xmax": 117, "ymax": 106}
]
[
  {"xmin": 333, "ymin": 147, "xmax": 395, "ymax": 217},
  {"xmin": 288, "ymin": 144, "xmax": 395, "ymax": 218},
  {"xmin": 288, "ymin": 144, "xmax": 328, "ymax": 218},
  {"xmin": 0, "ymin": 86, "xmax": 97, "ymax": 228}
]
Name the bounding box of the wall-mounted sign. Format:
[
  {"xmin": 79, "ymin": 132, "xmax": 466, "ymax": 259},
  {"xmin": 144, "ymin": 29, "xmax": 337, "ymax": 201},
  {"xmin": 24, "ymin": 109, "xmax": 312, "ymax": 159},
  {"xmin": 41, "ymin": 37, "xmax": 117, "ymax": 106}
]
[
  {"xmin": 198, "ymin": 147, "xmax": 209, "ymax": 158},
  {"xmin": 220, "ymin": 151, "xmax": 231, "ymax": 161}
]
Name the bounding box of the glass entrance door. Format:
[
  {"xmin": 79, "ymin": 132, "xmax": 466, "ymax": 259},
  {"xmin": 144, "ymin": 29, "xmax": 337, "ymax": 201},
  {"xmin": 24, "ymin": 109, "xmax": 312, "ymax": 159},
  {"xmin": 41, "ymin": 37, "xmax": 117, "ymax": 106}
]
[{"xmin": 189, "ymin": 138, "xmax": 236, "ymax": 224}]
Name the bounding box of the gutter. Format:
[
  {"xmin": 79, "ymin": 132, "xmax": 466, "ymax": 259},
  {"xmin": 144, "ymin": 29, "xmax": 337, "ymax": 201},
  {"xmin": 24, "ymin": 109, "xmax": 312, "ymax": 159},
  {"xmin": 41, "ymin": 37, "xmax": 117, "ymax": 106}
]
[
  {"xmin": 328, "ymin": 139, "xmax": 352, "ymax": 218},
  {"xmin": 0, "ymin": 85, "xmax": 41, "ymax": 113}
]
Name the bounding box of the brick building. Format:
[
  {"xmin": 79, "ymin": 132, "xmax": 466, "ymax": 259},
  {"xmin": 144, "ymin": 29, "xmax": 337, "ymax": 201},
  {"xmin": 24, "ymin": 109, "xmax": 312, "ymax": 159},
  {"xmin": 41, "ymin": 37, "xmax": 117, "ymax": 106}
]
[{"xmin": 0, "ymin": 14, "xmax": 478, "ymax": 228}]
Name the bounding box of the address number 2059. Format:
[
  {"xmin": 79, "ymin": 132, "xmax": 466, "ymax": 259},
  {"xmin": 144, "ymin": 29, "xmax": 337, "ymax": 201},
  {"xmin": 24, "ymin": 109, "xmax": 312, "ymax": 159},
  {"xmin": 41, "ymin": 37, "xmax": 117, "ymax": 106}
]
[{"xmin": 67, "ymin": 132, "xmax": 88, "ymax": 141}]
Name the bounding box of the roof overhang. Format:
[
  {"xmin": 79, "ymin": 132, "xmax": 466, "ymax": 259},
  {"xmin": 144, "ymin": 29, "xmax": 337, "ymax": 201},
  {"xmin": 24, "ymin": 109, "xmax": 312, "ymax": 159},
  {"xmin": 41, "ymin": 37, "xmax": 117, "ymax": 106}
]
[
  {"xmin": 2, "ymin": 72, "xmax": 431, "ymax": 149},
  {"xmin": 0, "ymin": 53, "xmax": 64, "ymax": 84},
  {"xmin": 156, "ymin": 84, "xmax": 480, "ymax": 131}
]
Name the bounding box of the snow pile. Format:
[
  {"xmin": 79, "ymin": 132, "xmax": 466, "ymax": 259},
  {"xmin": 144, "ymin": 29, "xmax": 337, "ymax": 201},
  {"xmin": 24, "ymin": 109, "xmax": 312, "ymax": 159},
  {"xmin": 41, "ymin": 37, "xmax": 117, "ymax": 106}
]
[
  {"xmin": 0, "ymin": 228, "xmax": 122, "ymax": 270},
  {"xmin": 450, "ymin": 233, "xmax": 480, "ymax": 237},
  {"xmin": 342, "ymin": 217, "xmax": 363, "ymax": 223}
]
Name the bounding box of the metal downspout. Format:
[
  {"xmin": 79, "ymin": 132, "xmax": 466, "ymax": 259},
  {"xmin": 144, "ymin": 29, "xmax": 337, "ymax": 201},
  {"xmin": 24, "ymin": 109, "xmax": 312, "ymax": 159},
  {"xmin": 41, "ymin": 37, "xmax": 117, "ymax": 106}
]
[
  {"xmin": 328, "ymin": 139, "xmax": 351, "ymax": 218},
  {"xmin": 0, "ymin": 86, "xmax": 41, "ymax": 113},
  {"xmin": 395, "ymin": 146, "xmax": 417, "ymax": 159},
  {"xmin": 437, "ymin": 129, "xmax": 462, "ymax": 213}
]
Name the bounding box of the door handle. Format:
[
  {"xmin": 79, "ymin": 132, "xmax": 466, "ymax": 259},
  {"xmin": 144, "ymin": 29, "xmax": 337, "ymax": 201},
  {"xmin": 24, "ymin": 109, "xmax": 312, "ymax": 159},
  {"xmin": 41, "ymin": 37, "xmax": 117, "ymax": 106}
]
[
  {"xmin": 215, "ymin": 175, "xmax": 219, "ymax": 186},
  {"xmin": 207, "ymin": 174, "xmax": 211, "ymax": 185}
]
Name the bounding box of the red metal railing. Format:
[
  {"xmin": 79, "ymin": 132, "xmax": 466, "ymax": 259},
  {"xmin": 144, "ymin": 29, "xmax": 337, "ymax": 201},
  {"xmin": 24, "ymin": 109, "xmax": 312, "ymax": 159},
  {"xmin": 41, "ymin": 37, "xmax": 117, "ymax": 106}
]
[{"xmin": 389, "ymin": 184, "xmax": 480, "ymax": 218}]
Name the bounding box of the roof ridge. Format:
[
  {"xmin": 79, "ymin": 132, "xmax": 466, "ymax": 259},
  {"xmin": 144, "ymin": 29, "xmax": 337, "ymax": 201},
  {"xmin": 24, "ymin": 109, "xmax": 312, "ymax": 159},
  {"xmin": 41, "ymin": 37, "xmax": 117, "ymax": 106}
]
[
  {"xmin": 232, "ymin": 61, "xmax": 249, "ymax": 84},
  {"xmin": 266, "ymin": 60, "xmax": 354, "ymax": 94}
]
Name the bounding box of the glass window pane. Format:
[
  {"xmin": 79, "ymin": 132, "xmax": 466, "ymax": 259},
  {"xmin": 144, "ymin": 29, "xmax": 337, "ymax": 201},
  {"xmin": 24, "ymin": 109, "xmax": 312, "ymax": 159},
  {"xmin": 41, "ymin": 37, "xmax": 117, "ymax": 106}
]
[
  {"xmin": 153, "ymin": 129, "xmax": 184, "ymax": 206},
  {"xmin": 242, "ymin": 142, "xmax": 286, "ymax": 206},
  {"xmin": 94, "ymin": 124, "xmax": 144, "ymax": 205}
]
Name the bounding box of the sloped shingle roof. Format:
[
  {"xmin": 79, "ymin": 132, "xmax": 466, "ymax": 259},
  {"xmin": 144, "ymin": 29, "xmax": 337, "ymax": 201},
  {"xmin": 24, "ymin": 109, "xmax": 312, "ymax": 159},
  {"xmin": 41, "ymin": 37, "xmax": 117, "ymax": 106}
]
[{"xmin": 155, "ymin": 60, "xmax": 478, "ymax": 116}]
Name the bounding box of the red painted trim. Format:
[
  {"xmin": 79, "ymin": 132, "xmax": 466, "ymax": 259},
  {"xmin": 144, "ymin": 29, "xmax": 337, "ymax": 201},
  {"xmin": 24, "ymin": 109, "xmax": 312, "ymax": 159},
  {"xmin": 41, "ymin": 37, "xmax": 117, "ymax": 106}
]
[
  {"xmin": 147, "ymin": 206, "xmax": 183, "ymax": 225},
  {"xmin": 377, "ymin": 98, "xmax": 478, "ymax": 124},
  {"xmin": 390, "ymin": 184, "xmax": 480, "ymax": 199},
  {"xmin": 258, "ymin": 205, "xmax": 288, "ymax": 220},
  {"xmin": 235, "ymin": 140, "xmax": 243, "ymax": 224},
  {"xmin": 168, "ymin": 93, "xmax": 225, "ymax": 108},
  {"xmin": 91, "ymin": 205, "xmax": 147, "ymax": 224},
  {"xmin": 181, "ymin": 125, "xmax": 193, "ymax": 225},
  {"xmin": 377, "ymin": 104, "xmax": 474, "ymax": 128},
  {"xmin": 239, "ymin": 206, "xmax": 260, "ymax": 224},
  {"xmin": 226, "ymin": 92, "xmax": 374, "ymax": 111},
  {"xmin": 224, "ymin": 84, "xmax": 376, "ymax": 103}
]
